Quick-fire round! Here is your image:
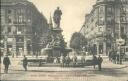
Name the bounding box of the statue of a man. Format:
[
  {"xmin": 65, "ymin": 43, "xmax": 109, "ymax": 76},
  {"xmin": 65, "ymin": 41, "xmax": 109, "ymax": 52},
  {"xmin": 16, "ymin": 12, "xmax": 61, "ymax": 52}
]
[{"xmin": 53, "ymin": 7, "xmax": 62, "ymax": 27}]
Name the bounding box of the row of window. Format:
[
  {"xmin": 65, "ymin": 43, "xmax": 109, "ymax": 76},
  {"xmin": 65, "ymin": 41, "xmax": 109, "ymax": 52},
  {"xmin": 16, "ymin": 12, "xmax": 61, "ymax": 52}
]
[
  {"xmin": 1, "ymin": 26, "xmax": 32, "ymax": 35},
  {"xmin": 0, "ymin": 37, "xmax": 33, "ymax": 43},
  {"xmin": 1, "ymin": 8, "xmax": 32, "ymax": 24},
  {"xmin": 1, "ymin": 15, "xmax": 30, "ymax": 24}
]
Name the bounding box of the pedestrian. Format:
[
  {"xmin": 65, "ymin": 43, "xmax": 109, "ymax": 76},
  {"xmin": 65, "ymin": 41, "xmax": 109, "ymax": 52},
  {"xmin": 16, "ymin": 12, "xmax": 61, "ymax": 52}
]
[
  {"xmin": 72, "ymin": 55, "xmax": 77, "ymax": 67},
  {"xmin": 97, "ymin": 55, "xmax": 103, "ymax": 71},
  {"xmin": 23, "ymin": 55, "xmax": 28, "ymax": 71},
  {"xmin": 54, "ymin": 57, "xmax": 59, "ymax": 64},
  {"xmin": 65, "ymin": 55, "xmax": 71, "ymax": 67},
  {"xmin": 116, "ymin": 54, "xmax": 120, "ymax": 64},
  {"xmin": 109, "ymin": 50, "xmax": 112, "ymax": 61},
  {"xmin": 60, "ymin": 55, "xmax": 65, "ymax": 67},
  {"xmin": 120, "ymin": 53, "xmax": 124, "ymax": 64},
  {"xmin": 93, "ymin": 55, "xmax": 98, "ymax": 69},
  {"xmin": 112, "ymin": 51, "xmax": 116, "ymax": 64},
  {"xmin": 12, "ymin": 53, "xmax": 14, "ymax": 58},
  {"xmin": 81, "ymin": 55, "xmax": 85, "ymax": 66},
  {"xmin": 3, "ymin": 55, "xmax": 11, "ymax": 73}
]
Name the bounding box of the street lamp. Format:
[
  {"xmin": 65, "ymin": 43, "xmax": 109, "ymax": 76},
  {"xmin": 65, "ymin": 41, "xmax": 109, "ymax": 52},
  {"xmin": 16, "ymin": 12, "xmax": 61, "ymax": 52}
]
[{"xmin": 116, "ymin": 0, "xmax": 127, "ymax": 64}]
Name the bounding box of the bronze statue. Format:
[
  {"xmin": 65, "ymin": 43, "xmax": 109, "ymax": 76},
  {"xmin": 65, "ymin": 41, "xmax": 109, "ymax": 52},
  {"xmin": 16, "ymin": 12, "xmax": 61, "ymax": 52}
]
[{"xmin": 53, "ymin": 7, "xmax": 62, "ymax": 27}]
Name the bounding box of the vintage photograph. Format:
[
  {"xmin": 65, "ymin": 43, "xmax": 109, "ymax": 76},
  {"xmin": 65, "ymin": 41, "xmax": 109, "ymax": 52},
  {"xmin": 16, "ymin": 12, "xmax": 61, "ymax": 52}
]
[{"xmin": 0, "ymin": 0, "xmax": 128, "ymax": 81}]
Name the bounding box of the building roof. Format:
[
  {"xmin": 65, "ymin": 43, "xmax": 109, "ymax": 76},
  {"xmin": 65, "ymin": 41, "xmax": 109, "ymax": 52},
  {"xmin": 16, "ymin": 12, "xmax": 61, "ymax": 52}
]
[
  {"xmin": 1, "ymin": 0, "xmax": 30, "ymax": 6},
  {"xmin": 96, "ymin": 0, "xmax": 116, "ymax": 3},
  {"xmin": 96, "ymin": 0, "xmax": 106, "ymax": 3},
  {"xmin": 1, "ymin": 0, "xmax": 48, "ymax": 25}
]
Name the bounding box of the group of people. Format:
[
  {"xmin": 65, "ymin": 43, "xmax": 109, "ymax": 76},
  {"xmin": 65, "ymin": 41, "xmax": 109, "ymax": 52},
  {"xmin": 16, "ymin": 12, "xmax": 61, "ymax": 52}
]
[
  {"xmin": 109, "ymin": 50, "xmax": 124, "ymax": 64},
  {"xmin": 93, "ymin": 55, "xmax": 103, "ymax": 71},
  {"xmin": 53, "ymin": 55, "xmax": 103, "ymax": 71},
  {"xmin": 53, "ymin": 55, "xmax": 78, "ymax": 67},
  {"xmin": 2, "ymin": 54, "xmax": 103, "ymax": 74},
  {"xmin": 2, "ymin": 55, "xmax": 28, "ymax": 74}
]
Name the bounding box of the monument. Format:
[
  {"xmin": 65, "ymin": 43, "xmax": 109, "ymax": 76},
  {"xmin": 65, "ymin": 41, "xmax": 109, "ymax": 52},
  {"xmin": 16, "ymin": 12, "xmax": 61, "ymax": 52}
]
[
  {"xmin": 53, "ymin": 7, "xmax": 62, "ymax": 28},
  {"xmin": 44, "ymin": 7, "xmax": 72, "ymax": 63}
]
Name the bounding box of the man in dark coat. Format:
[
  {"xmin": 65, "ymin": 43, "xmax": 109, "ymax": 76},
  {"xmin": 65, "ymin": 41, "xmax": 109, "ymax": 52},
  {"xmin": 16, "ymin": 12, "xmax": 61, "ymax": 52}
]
[
  {"xmin": 23, "ymin": 55, "xmax": 28, "ymax": 71},
  {"xmin": 3, "ymin": 55, "xmax": 11, "ymax": 73},
  {"xmin": 97, "ymin": 55, "xmax": 103, "ymax": 71},
  {"xmin": 109, "ymin": 50, "xmax": 112, "ymax": 61}
]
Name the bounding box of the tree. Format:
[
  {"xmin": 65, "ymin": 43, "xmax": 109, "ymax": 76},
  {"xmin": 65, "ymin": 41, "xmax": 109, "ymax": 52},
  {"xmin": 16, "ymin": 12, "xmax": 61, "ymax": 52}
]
[{"xmin": 70, "ymin": 32, "xmax": 87, "ymax": 53}]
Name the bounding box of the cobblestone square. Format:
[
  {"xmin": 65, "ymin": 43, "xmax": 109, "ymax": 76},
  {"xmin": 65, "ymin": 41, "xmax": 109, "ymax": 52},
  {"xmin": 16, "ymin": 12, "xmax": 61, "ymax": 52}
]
[{"xmin": 0, "ymin": 57, "xmax": 128, "ymax": 81}]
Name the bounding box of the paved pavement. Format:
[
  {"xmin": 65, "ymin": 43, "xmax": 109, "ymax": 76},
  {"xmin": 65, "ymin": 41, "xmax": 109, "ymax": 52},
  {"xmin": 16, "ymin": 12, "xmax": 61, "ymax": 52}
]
[{"xmin": 0, "ymin": 56, "xmax": 128, "ymax": 81}]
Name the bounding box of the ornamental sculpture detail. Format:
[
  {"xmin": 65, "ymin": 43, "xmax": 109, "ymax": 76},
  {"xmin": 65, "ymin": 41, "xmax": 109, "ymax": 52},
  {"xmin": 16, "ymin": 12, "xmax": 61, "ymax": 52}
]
[{"xmin": 53, "ymin": 7, "xmax": 62, "ymax": 28}]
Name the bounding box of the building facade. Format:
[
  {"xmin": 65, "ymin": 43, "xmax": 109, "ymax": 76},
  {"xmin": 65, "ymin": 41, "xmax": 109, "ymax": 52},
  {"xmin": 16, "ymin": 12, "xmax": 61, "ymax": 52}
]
[
  {"xmin": 0, "ymin": 0, "xmax": 49, "ymax": 56},
  {"xmin": 80, "ymin": 0, "xmax": 128, "ymax": 55}
]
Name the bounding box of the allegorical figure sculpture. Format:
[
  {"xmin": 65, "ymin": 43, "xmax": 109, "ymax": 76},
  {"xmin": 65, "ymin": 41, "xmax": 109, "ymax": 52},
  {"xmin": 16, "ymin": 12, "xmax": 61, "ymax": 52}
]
[{"xmin": 53, "ymin": 7, "xmax": 62, "ymax": 27}]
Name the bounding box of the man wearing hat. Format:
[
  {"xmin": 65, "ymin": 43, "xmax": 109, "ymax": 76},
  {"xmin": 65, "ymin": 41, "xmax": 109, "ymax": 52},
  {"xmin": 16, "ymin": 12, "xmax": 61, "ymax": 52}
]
[{"xmin": 3, "ymin": 55, "xmax": 11, "ymax": 73}]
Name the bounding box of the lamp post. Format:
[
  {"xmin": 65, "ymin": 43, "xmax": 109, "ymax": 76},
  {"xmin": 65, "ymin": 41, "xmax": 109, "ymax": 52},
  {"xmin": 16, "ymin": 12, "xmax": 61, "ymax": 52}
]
[
  {"xmin": 116, "ymin": 0, "xmax": 126, "ymax": 64},
  {"xmin": 116, "ymin": 15, "xmax": 125, "ymax": 64},
  {"xmin": 116, "ymin": 38, "xmax": 125, "ymax": 64}
]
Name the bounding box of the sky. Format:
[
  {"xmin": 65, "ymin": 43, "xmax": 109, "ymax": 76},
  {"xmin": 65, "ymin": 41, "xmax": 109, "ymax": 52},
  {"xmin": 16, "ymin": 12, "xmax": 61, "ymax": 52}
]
[{"xmin": 28, "ymin": 0, "xmax": 96, "ymax": 42}]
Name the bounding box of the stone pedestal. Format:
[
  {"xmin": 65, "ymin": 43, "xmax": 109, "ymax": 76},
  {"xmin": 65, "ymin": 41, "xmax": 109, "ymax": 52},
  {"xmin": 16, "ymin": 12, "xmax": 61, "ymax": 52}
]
[
  {"xmin": 52, "ymin": 48, "xmax": 61, "ymax": 57},
  {"xmin": 43, "ymin": 12, "xmax": 72, "ymax": 63},
  {"xmin": 43, "ymin": 27, "xmax": 71, "ymax": 62}
]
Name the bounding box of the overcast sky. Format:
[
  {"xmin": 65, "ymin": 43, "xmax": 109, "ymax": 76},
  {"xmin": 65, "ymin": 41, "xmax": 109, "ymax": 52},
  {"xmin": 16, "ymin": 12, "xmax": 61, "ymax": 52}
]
[{"xmin": 28, "ymin": 0, "xmax": 96, "ymax": 42}]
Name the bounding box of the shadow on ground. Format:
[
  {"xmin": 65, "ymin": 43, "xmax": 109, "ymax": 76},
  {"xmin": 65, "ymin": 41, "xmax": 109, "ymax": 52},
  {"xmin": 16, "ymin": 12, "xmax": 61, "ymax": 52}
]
[{"xmin": 91, "ymin": 66, "xmax": 128, "ymax": 77}]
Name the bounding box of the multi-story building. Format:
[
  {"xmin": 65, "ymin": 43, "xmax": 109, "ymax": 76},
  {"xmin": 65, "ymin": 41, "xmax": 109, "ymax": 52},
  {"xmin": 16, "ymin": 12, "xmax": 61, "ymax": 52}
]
[
  {"xmin": 0, "ymin": 0, "xmax": 49, "ymax": 56},
  {"xmin": 80, "ymin": 0, "xmax": 128, "ymax": 55}
]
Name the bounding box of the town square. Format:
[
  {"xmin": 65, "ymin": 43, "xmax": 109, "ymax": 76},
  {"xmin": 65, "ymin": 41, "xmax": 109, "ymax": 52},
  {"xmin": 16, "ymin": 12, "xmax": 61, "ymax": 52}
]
[{"xmin": 0, "ymin": 0, "xmax": 128, "ymax": 81}]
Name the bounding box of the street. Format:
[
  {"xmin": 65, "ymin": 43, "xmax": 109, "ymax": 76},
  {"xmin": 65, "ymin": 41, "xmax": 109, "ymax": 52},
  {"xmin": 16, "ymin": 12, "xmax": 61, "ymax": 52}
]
[{"xmin": 0, "ymin": 56, "xmax": 128, "ymax": 81}]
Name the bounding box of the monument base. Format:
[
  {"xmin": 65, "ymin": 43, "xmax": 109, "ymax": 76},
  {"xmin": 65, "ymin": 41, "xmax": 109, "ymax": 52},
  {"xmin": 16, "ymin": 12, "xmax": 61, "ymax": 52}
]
[{"xmin": 52, "ymin": 48, "xmax": 61, "ymax": 57}]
